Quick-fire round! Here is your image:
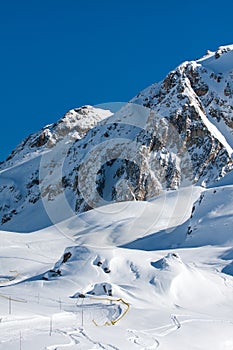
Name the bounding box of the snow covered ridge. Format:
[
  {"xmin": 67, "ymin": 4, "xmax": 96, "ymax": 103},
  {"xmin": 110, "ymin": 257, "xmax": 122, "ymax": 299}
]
[
  {"xmin": 1, "ymin": 45, "xmax": 233, "ymax": 230},
  {"xmin": 0, "ymin": 105, "xmax": 112, "ymax": 170},
  {"xmin": 197, "ymin": 44, "xmax": 233, "ymax": 73}
]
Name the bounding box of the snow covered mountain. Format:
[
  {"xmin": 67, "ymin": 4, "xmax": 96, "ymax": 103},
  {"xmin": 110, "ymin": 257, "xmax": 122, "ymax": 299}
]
[
  {"xmin": 1, "ymin": 45, "xmax": 233, "ymax": 231},
  {"xmin": 1, "ymin": 45, "xmax": 233, "ymax": 350},
  {"xmin": 0, "ymin": 106, "xmax": 112, "ymax": 230}
]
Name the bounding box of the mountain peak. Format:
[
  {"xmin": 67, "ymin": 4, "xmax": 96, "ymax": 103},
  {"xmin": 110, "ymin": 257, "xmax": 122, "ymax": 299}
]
[
  {"xmin": 1, "ymin": 105, "xmax": 112, "ymax": 170},
  {"xmin": 197, "ymin": 44, "xmax": 233, "ymax": 74}
]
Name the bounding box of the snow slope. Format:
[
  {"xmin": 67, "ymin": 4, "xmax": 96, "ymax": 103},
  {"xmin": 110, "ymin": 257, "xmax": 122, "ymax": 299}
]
[{"xmin": 1, "ymin": 181, "xmax": 233, "ymax": 349}]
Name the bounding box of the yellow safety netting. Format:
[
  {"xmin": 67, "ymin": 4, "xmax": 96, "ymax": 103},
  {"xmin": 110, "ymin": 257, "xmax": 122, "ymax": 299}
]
[{"xmin": 88, "ymin": 296, "xmax": 130, "ymax": 326}]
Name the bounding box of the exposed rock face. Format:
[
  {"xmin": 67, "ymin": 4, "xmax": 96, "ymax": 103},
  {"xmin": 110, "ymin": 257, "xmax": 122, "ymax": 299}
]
[
  {"xmin": 1, "ymin": 45, "xmax": 233, "ymax": 230},
  {"xmin": 132, "ymin": 46, "xmax": 233, "ymax": 186}
]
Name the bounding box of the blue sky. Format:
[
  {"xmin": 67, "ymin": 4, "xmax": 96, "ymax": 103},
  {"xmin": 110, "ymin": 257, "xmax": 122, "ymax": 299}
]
[{"xmin": 0, "ymin": 0, "xmax": 232, "ymax": 161}]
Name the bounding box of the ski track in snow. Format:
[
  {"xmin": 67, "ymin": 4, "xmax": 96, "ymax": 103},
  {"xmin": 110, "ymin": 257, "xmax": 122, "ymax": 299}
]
[
  {"xmin": 0, "ymin": 315, "xmax": 120, "ymax": 350},
  {"xmin": 46, "ymin": 328, "xmax": 120, "ymax": 350},
  {"xmin": 128, "ymin": 330, "xmax": 160, "ymax": 349},
  {"xmin": 128, "ymin": 315, "xmax": 233, "ymax": 349},
  {"xmin": 127, "ymin": 315, "xmax": 181, "ymax": 349}
]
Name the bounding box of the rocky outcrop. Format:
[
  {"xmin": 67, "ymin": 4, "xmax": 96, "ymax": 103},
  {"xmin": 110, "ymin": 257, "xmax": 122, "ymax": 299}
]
[{"xmin": 1, "ymin": 106, "xmax": 112, "ymax": 170}]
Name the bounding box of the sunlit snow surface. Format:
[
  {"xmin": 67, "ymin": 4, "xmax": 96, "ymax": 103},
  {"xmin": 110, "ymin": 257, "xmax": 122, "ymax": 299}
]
[
  {"xmin": 1, "ymin": 183, "xmax": 233, "ymax": 350},
  {"xmin": 197, "ymin": 44, "xmax": 233, "ymax": 74}
]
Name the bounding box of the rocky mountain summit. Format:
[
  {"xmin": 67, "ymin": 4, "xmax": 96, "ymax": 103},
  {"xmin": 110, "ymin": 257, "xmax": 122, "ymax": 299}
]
[{"xmin": 1, "ymin": 45, "xmax": 233, "ymax": 231}]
